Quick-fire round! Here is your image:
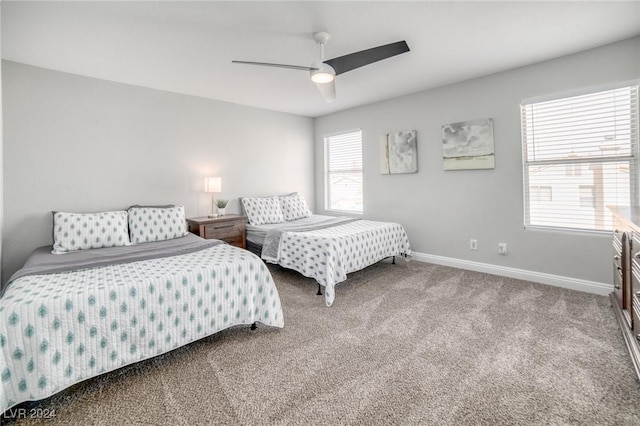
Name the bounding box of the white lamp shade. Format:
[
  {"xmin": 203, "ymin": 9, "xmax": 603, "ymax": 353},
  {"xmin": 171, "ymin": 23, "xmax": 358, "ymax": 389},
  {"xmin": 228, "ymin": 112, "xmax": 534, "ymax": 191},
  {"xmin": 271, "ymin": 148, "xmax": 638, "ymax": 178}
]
[
  {"xmin": 204, "ymin": 177, "xmax": 222, "ymax": 193},
  {"xmin": 310, "ymin": 61, "xmax": 335, "ymax": 84}
]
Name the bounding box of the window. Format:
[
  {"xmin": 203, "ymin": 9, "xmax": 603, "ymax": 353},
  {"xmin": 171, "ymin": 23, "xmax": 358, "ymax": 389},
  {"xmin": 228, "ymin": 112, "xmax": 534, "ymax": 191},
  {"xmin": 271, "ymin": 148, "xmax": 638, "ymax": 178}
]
[
  {"xmin": 522, "ymin": 83, "xmax": 638, "ymax": 232},
  {"xmin": 531, "ymin": 185, "xmax": 553, "ymax": 202},
  {"xmin": 578, "ymin": 185, "xmax": 596, "ymax": 208},
  {"xmin": 325, "ymin": 130, "xmax": 363, "ymax": 213}
]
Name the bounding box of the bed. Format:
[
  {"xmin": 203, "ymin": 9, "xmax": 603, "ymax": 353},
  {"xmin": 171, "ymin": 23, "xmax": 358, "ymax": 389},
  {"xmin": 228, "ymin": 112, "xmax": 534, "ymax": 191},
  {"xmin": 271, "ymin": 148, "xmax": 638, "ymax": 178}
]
[
  {"xmin": 0, "ymin": 206, "xmax": 283, "ymax": 415},
  {"xmin": 242, "ymin": 194, "xmax": 411, "ymax": 306}
]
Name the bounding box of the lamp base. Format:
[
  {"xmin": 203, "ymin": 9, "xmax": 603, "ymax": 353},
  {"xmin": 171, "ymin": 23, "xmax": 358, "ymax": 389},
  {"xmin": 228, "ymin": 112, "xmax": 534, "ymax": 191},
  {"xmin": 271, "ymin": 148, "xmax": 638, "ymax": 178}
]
[{"xmin": 208, "ymin": 213, "xmax": 219, "ymax": 218}]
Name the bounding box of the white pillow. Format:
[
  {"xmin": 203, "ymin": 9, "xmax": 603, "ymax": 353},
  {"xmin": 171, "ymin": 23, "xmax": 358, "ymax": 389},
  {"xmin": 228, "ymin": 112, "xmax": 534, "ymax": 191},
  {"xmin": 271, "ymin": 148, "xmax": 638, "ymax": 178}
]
[
  {"xmin": 279, "ymin": 192, "xmax": 312, "ymax": 221},
  {"xmin": 128, "ymin": 205, "xmax": 188, "ymax": 244},
  {"xmin": 241, "ymin": 196, "xmax": 284, "ymax": 225},
  {"xmin": 52, "ymin": 210, "xmax": 131, "ymax": 254}
]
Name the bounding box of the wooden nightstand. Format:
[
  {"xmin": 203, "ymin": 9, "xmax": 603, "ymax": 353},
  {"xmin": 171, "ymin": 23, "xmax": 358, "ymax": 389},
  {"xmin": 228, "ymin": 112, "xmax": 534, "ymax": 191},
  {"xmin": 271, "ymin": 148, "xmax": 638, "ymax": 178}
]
[{"xmin": 186, "ymin": 215, "xmax": 247, "ymax": 249}]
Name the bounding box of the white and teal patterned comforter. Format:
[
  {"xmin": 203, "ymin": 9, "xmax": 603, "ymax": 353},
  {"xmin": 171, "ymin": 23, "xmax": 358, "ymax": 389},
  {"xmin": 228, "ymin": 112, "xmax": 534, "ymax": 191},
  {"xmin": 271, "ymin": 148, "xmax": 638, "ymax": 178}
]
[
  {"xmin": 267, "ymin": 219, "xmax": 411, "ymax": 306},
  {"xmin": 0, "ymin": 243, "xmax": 283, "ymax": 414}
]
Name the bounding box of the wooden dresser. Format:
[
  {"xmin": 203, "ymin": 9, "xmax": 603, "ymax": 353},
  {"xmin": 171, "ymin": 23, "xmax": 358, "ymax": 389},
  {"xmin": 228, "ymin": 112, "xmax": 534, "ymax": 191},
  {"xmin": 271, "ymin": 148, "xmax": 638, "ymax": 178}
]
[
  {"xmin": 610, "ymin": 206, "xmax": 640, "ymax": 380},
  {"xmin": 186, "ymin": 215, "xmax": 247, "ymax": 249}
]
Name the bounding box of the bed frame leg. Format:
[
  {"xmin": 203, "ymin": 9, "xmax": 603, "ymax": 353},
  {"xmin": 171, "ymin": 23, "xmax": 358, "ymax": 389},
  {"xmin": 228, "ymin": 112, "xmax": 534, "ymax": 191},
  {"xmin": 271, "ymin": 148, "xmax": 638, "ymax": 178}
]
[
  {"xmin": 251, "ymin": 322, "xmax": 257, "ymax": 330},
  {"xmin": 317, "ymin": 284, "xmax": 323, "ymax": 296},
  {"xmin": 392, "ymin": 256, "xmax": 396, "ymax": 265}
]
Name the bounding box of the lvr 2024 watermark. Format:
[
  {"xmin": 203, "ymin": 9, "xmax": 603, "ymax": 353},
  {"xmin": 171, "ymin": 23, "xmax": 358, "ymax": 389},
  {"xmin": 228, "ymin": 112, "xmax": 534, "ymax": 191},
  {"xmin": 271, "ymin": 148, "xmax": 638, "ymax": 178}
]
[{"xmin": 3, "ymin": 407, "xmax": 56, "ymax": 420}]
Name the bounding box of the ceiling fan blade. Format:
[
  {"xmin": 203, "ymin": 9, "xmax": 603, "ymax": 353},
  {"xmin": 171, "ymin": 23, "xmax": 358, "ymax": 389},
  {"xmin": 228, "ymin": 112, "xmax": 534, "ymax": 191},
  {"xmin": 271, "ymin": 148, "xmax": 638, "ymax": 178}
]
[
  {"xmin": 232, "ymin": 60, "xmax": 316, "ymax": 71},
  {"xmin": 324, "ymin": 41, "xmax": 410, "ymax": 76},
  {"xmin": 315, "ymin": 80, "xmax": 336, "ymax": 103}
]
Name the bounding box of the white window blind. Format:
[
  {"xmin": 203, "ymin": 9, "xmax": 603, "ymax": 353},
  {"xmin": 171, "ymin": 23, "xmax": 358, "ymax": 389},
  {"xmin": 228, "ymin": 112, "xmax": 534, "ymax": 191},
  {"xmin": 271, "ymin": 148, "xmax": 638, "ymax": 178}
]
[
  {"xmin": 325, "ymin": 130, "xmax": 363, "ymax": 213},
  {"xmin": 522, "ymin": 84, "xmax": 638, "ymax": 232}
]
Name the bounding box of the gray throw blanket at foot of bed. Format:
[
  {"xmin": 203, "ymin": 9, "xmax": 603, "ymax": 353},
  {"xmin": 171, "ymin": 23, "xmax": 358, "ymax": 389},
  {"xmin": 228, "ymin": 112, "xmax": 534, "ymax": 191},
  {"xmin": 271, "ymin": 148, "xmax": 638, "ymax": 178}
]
[{"xmin": 261, "ymin": 217, "xmax": 358, "ymax": 263}]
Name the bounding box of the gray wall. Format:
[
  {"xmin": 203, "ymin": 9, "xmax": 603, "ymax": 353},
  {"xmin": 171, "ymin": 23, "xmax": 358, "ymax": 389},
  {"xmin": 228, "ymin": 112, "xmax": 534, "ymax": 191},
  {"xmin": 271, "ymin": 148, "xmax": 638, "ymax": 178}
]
[
  {"xmin": 314, "ymin": 36, "xmax": 640, "ymax": 285},
  {"xmin": 2, "ymin": 61, "xmax": 314, "ymax": 281}
]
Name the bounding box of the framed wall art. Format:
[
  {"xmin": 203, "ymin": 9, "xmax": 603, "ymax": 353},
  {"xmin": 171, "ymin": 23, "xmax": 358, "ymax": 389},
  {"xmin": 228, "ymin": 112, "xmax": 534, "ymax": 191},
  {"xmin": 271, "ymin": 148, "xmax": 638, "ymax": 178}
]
[
  {"xmin": 380, "ymin": 130, "xmax": 418, "ymax": 174},
  {"xmin": 442, "ymin": 118, "xmax": 495, "ymax": 170}
]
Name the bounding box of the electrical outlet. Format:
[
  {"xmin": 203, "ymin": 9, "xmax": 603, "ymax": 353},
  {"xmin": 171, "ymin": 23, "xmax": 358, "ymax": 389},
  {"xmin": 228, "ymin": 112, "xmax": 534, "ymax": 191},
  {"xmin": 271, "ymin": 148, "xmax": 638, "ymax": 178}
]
[
  {"xmin": 498, "ymin": 243, "xmax": 507, "ymax": 255},
  {"xmin": 470, "ymin": 239, "xmax": 478, "ymax": 250}
]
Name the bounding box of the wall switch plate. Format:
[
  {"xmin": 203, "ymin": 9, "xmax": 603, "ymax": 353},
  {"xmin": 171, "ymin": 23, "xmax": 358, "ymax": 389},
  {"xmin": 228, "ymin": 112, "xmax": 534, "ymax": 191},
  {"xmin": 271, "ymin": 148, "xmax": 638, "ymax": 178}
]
[
  {"xmin": 498, "ymin": 243, "xmax": 507, "ymax": 255},
  {"xmin": 470, "ymin": 239, "xmax": 478, "ymax": 250}
]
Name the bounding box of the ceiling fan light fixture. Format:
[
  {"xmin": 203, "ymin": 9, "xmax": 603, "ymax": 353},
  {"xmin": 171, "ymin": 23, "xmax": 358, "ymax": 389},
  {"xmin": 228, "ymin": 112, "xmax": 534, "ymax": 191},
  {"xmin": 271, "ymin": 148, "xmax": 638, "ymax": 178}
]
[
  {"xmin": 310, "ymin": 62, "xmax": 335, "ymax": 84},
  {"xmin": 311, "ymin": 71, "xmax": 334, "ymax": 84}
]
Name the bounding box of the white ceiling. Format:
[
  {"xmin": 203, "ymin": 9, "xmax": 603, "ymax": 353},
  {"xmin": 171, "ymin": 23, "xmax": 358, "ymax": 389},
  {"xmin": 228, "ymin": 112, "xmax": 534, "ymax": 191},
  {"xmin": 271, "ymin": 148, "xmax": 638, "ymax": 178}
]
[{"xmin": 2, "ymin": 1, "xmax": 639, "ymax": 117}]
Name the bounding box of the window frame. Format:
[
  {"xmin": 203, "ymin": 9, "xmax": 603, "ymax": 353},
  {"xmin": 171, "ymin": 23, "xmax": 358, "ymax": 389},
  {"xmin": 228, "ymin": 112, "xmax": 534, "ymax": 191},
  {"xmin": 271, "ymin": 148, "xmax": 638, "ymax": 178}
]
[
  {"xmin": 521, "ymin": 80, "xmax": 639, "ymax": 234},
  {"xmin": 324, "ymin": 129, "xmax": 363, "ymax": 215}
]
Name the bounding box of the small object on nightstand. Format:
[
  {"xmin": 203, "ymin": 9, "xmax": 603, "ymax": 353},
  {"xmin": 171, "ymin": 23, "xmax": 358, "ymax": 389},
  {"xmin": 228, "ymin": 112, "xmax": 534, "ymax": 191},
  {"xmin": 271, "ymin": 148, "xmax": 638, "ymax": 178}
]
[
  {"xmin": 215, "ymin": 199, "xmax": 228, "ymax": 216},
  {"xmin": 186, "ymin": 215, "xmax": 247, "ymax": 249},
  {"xmin": 204, "ymin": 177, "xmax": 222, "ymax": 218}
]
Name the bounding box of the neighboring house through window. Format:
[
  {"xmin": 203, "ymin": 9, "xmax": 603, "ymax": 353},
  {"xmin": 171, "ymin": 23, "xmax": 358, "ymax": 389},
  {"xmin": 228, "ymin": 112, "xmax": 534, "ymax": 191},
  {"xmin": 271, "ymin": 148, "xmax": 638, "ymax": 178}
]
[
  {"xmin": 579, "ymin": 185, "xmax": 597, "ymax": 209},
  {"xmin": 531, "ymin": 185, "xmax": 553, "ymax": 202},
  {"xmin": 325, "ymin": 130, "xmax": 363, "ymax": 214},
  {"xmin": 521, "ymin": 83, "xmax": 639, "ymax": 232}
]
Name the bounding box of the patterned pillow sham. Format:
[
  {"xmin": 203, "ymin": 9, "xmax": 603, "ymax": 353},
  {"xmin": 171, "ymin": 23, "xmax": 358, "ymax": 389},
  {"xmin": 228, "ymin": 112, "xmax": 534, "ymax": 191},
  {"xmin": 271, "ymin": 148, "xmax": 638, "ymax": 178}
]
[
  {"xmin": 279, "ymin": 192, "xmax": 312, "ymax": 221},
  {"xmin": 241, "ymin": 196, "xmax": 285, "ymax": 225},
  {"xmin": 52, "ymin": 210, "xmax": 131, "ymax": 254},
  {"xmin": 128, "ymin": 205, "xmax": 188, "ymax": 244}
]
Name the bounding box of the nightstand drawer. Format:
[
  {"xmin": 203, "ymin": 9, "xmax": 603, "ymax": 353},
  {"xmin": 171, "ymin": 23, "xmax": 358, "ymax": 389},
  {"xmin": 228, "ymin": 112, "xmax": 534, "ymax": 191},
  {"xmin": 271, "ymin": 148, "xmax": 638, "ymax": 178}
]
[{"xmin": 203, "ymin": 221, "xmax": 244, "ymax": 240}]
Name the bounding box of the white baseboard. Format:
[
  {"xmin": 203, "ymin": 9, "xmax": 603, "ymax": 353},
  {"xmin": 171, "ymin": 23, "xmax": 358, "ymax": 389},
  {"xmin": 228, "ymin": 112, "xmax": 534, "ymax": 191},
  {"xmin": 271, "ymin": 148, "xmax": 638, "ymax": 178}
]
[{"xmin": 410, "ymin": 252, "xmax": 612, "ymax": 296}]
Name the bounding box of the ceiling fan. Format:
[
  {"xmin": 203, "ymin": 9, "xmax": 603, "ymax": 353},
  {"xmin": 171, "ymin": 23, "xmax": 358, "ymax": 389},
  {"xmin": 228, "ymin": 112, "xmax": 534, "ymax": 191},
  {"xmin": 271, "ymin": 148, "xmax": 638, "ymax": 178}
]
[{"xmin": 232, "ymin": 32, "xmax": 410, "ymax": 103}]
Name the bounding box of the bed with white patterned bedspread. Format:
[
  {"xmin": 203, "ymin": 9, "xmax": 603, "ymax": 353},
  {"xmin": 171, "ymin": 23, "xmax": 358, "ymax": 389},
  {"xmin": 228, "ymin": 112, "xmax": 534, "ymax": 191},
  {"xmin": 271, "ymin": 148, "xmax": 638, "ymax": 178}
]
[
  {"xmin": 0, "ymin": 239, "xmax": 283, "ymax": 414},
  {"xmin": 259, "ymin": 218, "xmax": 411, "ymax": 306}
]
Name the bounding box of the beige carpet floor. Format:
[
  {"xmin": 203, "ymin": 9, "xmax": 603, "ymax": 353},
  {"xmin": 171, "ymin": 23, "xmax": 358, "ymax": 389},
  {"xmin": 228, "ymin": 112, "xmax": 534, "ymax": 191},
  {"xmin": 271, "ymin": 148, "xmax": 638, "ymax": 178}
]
[{"xmin": 3, "ymin": 259, "xmax": 640, "ymax": 425}]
